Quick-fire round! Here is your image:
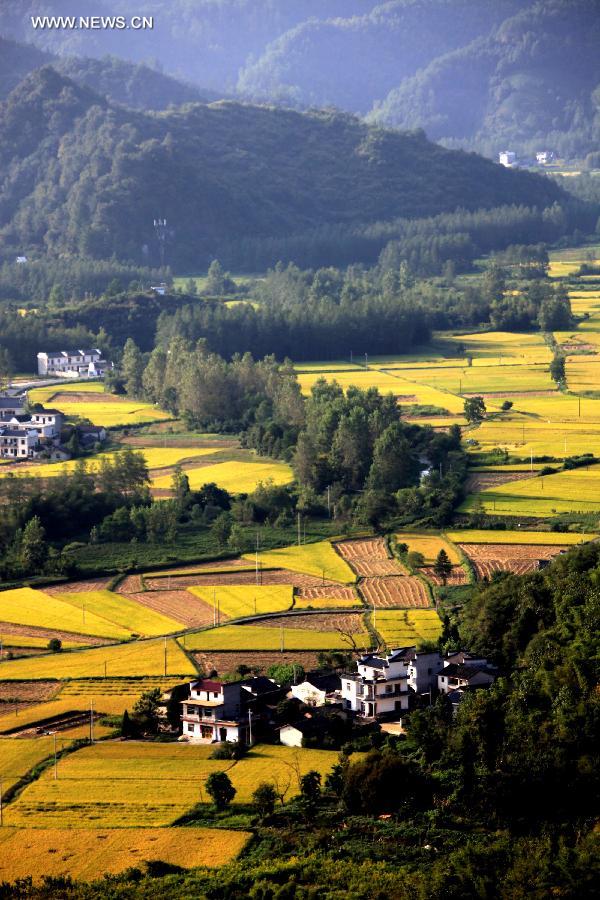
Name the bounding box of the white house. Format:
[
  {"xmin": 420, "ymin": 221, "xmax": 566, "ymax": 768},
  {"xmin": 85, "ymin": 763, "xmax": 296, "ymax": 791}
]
[
  {"xmin": 290, "ymin": 673, "xmax": 341, "ymax": 707},
  {"xmin": 0, "ymin": 427, "xmax": 39, "ymax": 459},
  {"xmin": 0, "ymin": 396, "xmax": 27, "ymax": 418},
  {"xmin": 438, "ymin": 663, "xmax": 496, "ymax": 695},
  {"xmin": 279, "ymin": 722, "xmax": 309, "ymax": 748},
  {"xmin": 536, "ymin": 151, "xmax": 554, "ymax": 164},
  {"xmin": 28, "ymin": 409, "xmax": 64, "ymax": 438},
  {"xmin": 341, "ymin": 649, "xmax": 410, "ymax": 719},
  {"xmin": 499, "ymin": 151, "xmax": 517, "ymax": 167},
  {"xmin": 36, "ymin": 349, "xmax": 110, "ymax": 378},
  {"xmin": 406, "ymin": 649, "xmax": 444, "ymax": 694}
]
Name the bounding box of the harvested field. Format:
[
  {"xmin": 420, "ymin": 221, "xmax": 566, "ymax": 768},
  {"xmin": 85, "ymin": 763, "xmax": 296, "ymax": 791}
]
[
  {"xmin": 145, "ymin": 569, "xmax": 341, "ymax": 591},
  {"xmin": 0, "ymin": 681, "xmax": 59, "ymax": 704},
  {"xmin": 359, "ymin": 576, "xmax": 430, "ymax": 608},
  {"xmin": 253, "ymin": 612, "xmax": 366, "ymax": 633},
  {"xmin": 148, "ymin": 559, "xmax": 254, "ymax": 578},
  {"xmin": 192, "ymin": 650, "xmax": 321, "ymax": 675},
  {"xmin": 458, "ymin": 542, "xmax": 564, "ymax": 580},
  {"xmin": 335, "ymin": 538, "xmax": 408, "ymax": 577},
  {"xmin": 470, "ymin": 559, "xmax": 541, "ymax": 578},
  {"xmin": 122, "ymin": 589, "xmax": 215, "ymax": 629},
  {"xmin": 117, "ymin": 574, "xmax": 144, "ymax": 593},
  {"xmin": 296, "ymin": 585, "xmax": 360, "ymax": 604},
  {"xmin": 421, "ymin": 565, "xmax": 468, "ymax": 586},
  {"xmin": 466, "ymin": 471, "xmax": 537, "ymax": 493},
  {"xmin": 44, "ymin": 578, "xmax": 113, "ymax": 595}
]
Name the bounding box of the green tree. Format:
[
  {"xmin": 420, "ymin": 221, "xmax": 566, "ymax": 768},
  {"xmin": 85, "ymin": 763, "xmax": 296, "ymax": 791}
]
[
  {"xmin": 121, "ymin": 338, "xmax": 145, "ymax": 397},
  {"xmin": 550, "ymin": 354, "xmax": 566, "ymax": 384},
  {"xmin": 299, "ymin": 770, "xmax": 322, "ymax": 810},
  {"xmin": 267, "ymin": 663, "xmax": 305, "ymax": 687},
  {"xmin": 47, "ymin": 638, "xmax": 62, "ymax": 652},
  {"xmin": 20, "ymin": 516, "xmax": 48, "ymax": 573},
  {"xmin": 252, "ymin": 781, "xmax": 277, "ymax": 818},
  {"xmin": 433, "ymin": 548, "xmax": 453, "ymax": 585},
  {"xmin": 132, "ymin": 687, "xmax": 161, "ymax": 734},
  {"xmin": 211, "ymin": 512, "xmax": 232, "ymax": 549},
  {"xmin": 206, "ymin": 771, "xmax": 236, "ymax": 810},
  {"xmin": 463, "ymin": 396, "xmax": 486, "ymax": 424}
]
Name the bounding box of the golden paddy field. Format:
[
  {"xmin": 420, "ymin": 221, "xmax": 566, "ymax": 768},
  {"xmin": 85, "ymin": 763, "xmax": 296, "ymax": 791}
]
[
  {"xmin": 151, "ymin": 459, "xmax": 293, "ymax": 493},
  {"xmin": 243, "ymin": 541, "xmax": 356, "ymax": 583}
]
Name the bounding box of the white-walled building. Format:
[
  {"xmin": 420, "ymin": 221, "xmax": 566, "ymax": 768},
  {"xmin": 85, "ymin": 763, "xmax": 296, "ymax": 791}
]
[
  {"xmin": 341, "ymin": 649, "xmax": 410, "ymax": 719},
  {"xmin": 37, "ymin": 349, "xmax": 110, "ymax": 378},
  {"xmin": 406, "ymin": 649, "xmax": 444, "ymax": 694},
  {"xmin": 181, "ymin": 678, "xmax": 248, "ymax": 744},
  {"xmin": 499, "ymin": 150, "xmax": 517, "ymax": 167},
  {"xmin": 290, "ymin": 673, "xmax": 341, "ymax": 707},
  {"xmin": 0, "ymin": 427, "xmax": 39, "ymax": 459},
  {"xmin": 0, "ymin": 396, "xmax": 26, "ymax": 418},
  {"xmin": 438, "ymin": 664, "xmax": 496, "ymax": 694}
]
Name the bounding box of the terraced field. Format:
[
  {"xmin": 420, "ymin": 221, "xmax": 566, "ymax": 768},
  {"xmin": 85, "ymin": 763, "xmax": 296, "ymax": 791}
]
[
  {"xmin": 460, "ymin": 467, "xmax": 600, "ymax": 517},
  {"xmin": 0, "ymin": 447, "xmax": 221, "ymax": 480},
  {"xmin": 446, "ymin": 529, "xmax": 596, "ymax": 545},
  {"xmin": 152, "ymin": 459, "xmax": 293, "ymax": 493},
  {"xmin": 359, "ymin": 577, "xmax": 430, "ymax": 608},
  {"xmin": 243, "ymin": 541, "xmax": 356, "ymax": 583},
  {"xmin": 0, "ymin": 827, "xmax": 250, "ymax": 881},
  {"xmin": 183, "ymin": 620, "xmax": 370, "ymax": 651},
  {"xmin": 0, "ymin": 736, "xmax": 55, "ymax": 792},
  {"xmin": 335, "ymin": 538, "xmax": 407, "ymax": 576},
  {"xmin": 188, "ymin": 584, "xmax": 294, "ymax": 618},
  {"xmin": 0, "ymin": 588, "xmax": 131, "ymax": 641},
  {"xmin": 458, "ymin": 542, "xmax": 566, "ymax": 580},
  {"xmin": 28, "ymin": 387, "xmax": 173, "ymax": 428},
  {"xmin": 374, "ymin": 609, "xmax": 442, "ymax": 647}
]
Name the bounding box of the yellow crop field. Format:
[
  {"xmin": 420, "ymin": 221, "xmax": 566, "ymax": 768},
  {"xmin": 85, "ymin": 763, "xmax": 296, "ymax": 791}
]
[
  {"xmin": 228, "ymin": 745, "xmax": 340, "ymax": 802},
  {"xmin": 152, "ymin": 459, "xmax": 294, "ymax": 493},
  {"xmin": 0, "ymin": 447, "xmax": 223, "ymax": 481},
  {"xmin": 296, "ymin": 369, "xmax": 405, "ymax": 396},
  {"xmin": 395, "ymin": 533, "xmax": 460, "ymax": 564},
  {"xmin": 467, "ymin": 418, "xmax": 600, "ymax": 459},
  {"xmin": 0, "ymin": 637, "xmax": 197, "ymax": 680},
  {"xmin": 294, "ymin": 361, "xmax": 362, "ymax": 372},
  {"xmin": 3, "ymin": 741, "xmax": 340, "ymax": 829},
  {"xmin": 244, "ymin": 541, "xmax": 356, "ymax": 583},
  {"xmin": 28, "ymin": 382, "xmax": 105, "ymax": 403},
  {"xmin": 0, "ymin": 587, "xmax": 131, "ymax": 640},
  {"xmin": 0, "ymin": 737, "xmax": 55, "ymax": 792},
  {"xmin": 49, "ymin": 398, "xmax": 173, "ymax": 427},
  {"xmin": 59, "ymin": 591, "xmax": 184, "ymax": 637},
  {"xmin": 566, "ymin": 357, "xmax": 600, "ymax": 393},
  {"xmin": 0, "ymin": 632, "xmax": 81, "ymax": 649},
  {"xmin": 0, "ymin": 827, "xmax": 250, "ymax": 882},
  {"xmin": 187, "ymin": 584, "xmax": 293, "ymax": 618},
  {"xmin": 3, "ymin": 742, "xmax": 234, "ymax": 827},
  {"xmin": 460, "ymin": 467, "xmax": 600, "ymax": 517},
  {"xmin": 375, "ymin": 609, "xmax": 442, "ymax": 646},
  {"xmin": 445, "ymin": 331, "xmax": 551, "ymax": 363},
  {"xmin": 183, "ymin": 622, "xmax": 370, "ymax": 651},
  {"xmin": 446, "ymin": 529, "xmax": 597, "ymax": 545},
  {"xmin": 406, "ymin": 364, "xmax": 554, "ymax": 394}
]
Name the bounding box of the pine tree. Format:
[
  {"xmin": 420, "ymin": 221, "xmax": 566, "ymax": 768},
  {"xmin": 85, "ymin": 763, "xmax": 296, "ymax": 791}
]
[
  {"xmin": 433, "ymin": 548, "xmax": 453, "ymax": 586},
  {"xmin": 20, "ymin": 516, "xmax": 48, "ymax": 574},
  {"xmin": 121, "ymin": 338, "xmax": 145, "ymax": 397}
]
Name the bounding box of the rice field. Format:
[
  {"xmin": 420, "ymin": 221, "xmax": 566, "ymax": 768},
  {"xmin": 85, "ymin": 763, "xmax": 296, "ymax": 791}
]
[
  {"xmin": 444, "ymin": 331, "xmax": 552, "ymax": 363},
  {"xmin": 406, "ymin": 364, "xmax": 555, "ymax": 395},
  {"xmin": 0, "ymin": 588, "xmax": 131, "ymax": 641},
  {"xmin": 183, "ymin": 621, "xmax": 370, "ymax": 651},
  {"xmin": 374, "ymin": 609, "xmax": 442, "ymax": 646},
  {"xmin": 395, "ymin": 532, "xmax": 461, "ymax": 564},
  {"xmin": 28, "ymin": 382, "xmax": 106, "ymax": 404},
  {"xmin": 152, "ymin": 459, "xmax": 293, "ymax": 493},
  {"xmin": 359, "ymin": 577, "xmax": 431, "ymax": 608},
  {"xmin": 243, "ymin": 541, "xmax": 355, "ymax": 583},
  {"xmin": 57, "ymin": 591, "xmax": 185, "ymax": 637},
  {"xmin": 28, "ymin": 393, "xmax": 174, "ymax": 428},
  {"xmin": 0, "ymin": 827, "xmax": 250, "ymax": 881},
  {"xmin": 3, "ymin": 742, "xmax": 339, "ymax": 828},
  {"xmin": 0, "ymin": 637, "xmax": 197, "ymax": 680},
  {"xmin": 460, "ymin": 467, "xmax": 600, "ymax": 517},
  {"xmin": 187, "ymin": 584, "xmax": 294, "ymax": 618},
  {"xmin": 0, "ymin": 736, "xmax": 55, "ymax": 792}
]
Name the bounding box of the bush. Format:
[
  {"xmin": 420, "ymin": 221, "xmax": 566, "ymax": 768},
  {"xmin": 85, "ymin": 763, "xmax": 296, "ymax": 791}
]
[
  {"xmin": 47, "ymin": 638, "xmax": 62, "ymax": 652},
  {"xmin": 210, "ymin": 741, "xmax": 247, "ymax": 760}
]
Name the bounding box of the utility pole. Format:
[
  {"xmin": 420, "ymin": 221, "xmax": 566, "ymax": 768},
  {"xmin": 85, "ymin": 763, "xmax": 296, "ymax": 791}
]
[
  {"xmin": 90, "ymin": 699, "xmax": 94, "ymax": 744},
  {"xmin": 364, "ymin": 352, "xmax": 368, "ymax": 369},
  {"xmin": 153, "ymin": 218, "xmax": 167, "ymax": 270},
  {"xmin": 255, "ymin": 530, "xmax": 260, "ymax": 586},
  {"xmin": 164, "ymin": 636, "xmax": 167, "ymax": 677},
  {"xmin": 213, "ymin": 588, "xmax": 217, "ymax": 627},
  {"xmin": 82, "ymin": 600, "xmax": 86, "ymax": 627},
  {"xmin": 53, "ymin": 733, "xmax": 58, "ymax": 780},
  {"xmin": 297, "ymin": 512, "xmax": 301, "ymax": 546},
  {"xmin": 280, "ymin": 625, "xmax": 284, "ymax": 653},
  {"xmin": 0, "ymin": 777, "xmax": 3, "ymax": 827},
  {"xmin": 248, "ymin": 710, "xmax": 253, "ymax": 746},
  {"xmin": 327, "ymin": 485, "xmax": 331, "ymax": 517}
]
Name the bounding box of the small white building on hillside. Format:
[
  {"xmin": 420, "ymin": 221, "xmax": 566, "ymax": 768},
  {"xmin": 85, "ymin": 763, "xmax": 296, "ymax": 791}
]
[{"xmin": 341, "ymin": 649, "xmax": 410, "ymax": 719}]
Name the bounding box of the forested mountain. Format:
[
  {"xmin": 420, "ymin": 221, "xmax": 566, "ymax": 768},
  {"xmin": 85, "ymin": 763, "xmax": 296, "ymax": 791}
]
[
  {"xmin": 0, "ymin": 37, "xmax": 210, "ymax": 109},
  {"xmin": 237, "ymin": 0, "xmax": 522, "ymax": 113},
  {"xmin": 369, "ymin": 0, "xmax": 600, "ymax": 158},
  {"xmin": 0, "ymin": 67, "xmax": 564, "ymax": 270}
]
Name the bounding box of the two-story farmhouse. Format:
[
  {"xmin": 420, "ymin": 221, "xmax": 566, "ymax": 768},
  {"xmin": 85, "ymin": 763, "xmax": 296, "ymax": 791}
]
[
  {"xmin": 37, "ymin": 349, "xmax": 110, "ymax": 378},
  {"xmin": 180, "ymin": 676, "xmax": 282, "ymax": 744},
  {"xmin": 341, "ymin": 649, "xmax": 410, "ymax": 719}
]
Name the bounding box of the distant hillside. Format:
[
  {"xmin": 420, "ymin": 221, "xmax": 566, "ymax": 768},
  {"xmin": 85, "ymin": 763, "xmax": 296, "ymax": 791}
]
[
  {"xmin": 0, "ymin": 67, "xmax": 564, "ymax": 270},
  {"xmin": 369, "ymin": 0, "xmax": 600, "ymax": 158},
  {"xmin": 0, "ymin": 37, "xmax": 210, "ymax": 109},
  {"xmin": 237, "ymin": 0, "xmax": 522, "ymax": 113}
]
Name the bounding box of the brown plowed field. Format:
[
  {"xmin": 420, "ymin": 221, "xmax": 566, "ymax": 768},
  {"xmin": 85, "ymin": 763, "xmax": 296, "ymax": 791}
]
[
  {"xmin": 117, "ymin": 574, "xmax": 144, "ymax": 593},
  {"xmin": 145, "ymin": 569, "xmax": 339, "ymax": 591},
  {"xmin": 336, "ymin": 538, "xmax": 390, "ymax": 561},
  {"xmin": 121, "ymin": 590, "xmax": 217, "ymax": 628},
  {"xmin": 458, "ymin": 543, "xmax": 563, "ymax": 560},
  {"xmin": 359, "ymin": 577, "xmax": 430, "ymax": 608},
  {"xmin": 421, "ymin": 565, "xmax": 468, "ymax": 586},
  {"xmin": 250, "ymin": 613, "xmax": 365, "ymax": 633},
  {"xmin": 151, "ymin": 559, "xmax": 253, "ymax": 576},
  {"xmin": 335, "ymin": 538, "xmax": 408, "ymax": 576},
  {"xmin": 0, "ymin": 622, "xmax": 109, "ymax": 646},
  {"xmin": 471, "ymin": 559, "xmax": 541, "ymax": 579},
  {"xmin": 296, "ymin": 585, "xmax": 359, "ymax": 603},
  {"xmin": 466, "ymin": 472, "xmax": 535, "ymax": 493},
  {"xmin": 0, "ymin": 681, "xmax": 59, "ymax": 703},
  {"xmin": 191, "ymin": 650, "xmax": 321, "ymax": 677},
  {"xmin": 45, "ymin": 578, "xmax": 113, "ymax": 595}
]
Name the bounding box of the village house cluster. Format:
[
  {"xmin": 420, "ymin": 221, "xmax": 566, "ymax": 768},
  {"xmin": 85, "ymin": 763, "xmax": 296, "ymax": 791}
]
[
  {"xmin": 164, "ymin": 647, "xmax": 497, "ymax": 748},
  {"xmin": 0, "ymin": 392, "xmax": 106, "ymax": 460},
  {"xmin": 37, "ymin": 349, "xmax": 111, "ymax": 378}
]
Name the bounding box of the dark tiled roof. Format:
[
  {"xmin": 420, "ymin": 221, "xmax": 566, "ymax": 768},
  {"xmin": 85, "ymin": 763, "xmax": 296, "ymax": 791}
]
[
  {"xmin": 191, "ymin": 679, "xmax": 222, "ymax": 691},
  {"xmin": 302, "ymin": 673, "xmax": 341, "ymax": 692},
  {"xmin": 441, "ymin": 664, "xmax": 495, "ymax": 680},
  {"xmin": 240, "ymin": 676, "xmax": 280, "ymax": 695}
]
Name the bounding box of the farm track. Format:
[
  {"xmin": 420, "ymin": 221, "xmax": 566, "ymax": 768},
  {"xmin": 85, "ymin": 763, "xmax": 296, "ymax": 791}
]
[{"xmin": 359, "ymin": 576, "xmax": 430, "ymax": 608}]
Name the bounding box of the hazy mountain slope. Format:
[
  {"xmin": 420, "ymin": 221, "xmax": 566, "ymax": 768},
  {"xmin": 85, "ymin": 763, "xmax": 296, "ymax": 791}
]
[
  {"xmin": 369, "ymin": 0, "xmax": 600, "ymax": 156},
  {"xmin": 0, "ymin": 68, "xmax": 563, "ymax": 269},
  {"xmin": 0, "ymin": 36, "xmax": 210, "ymax": 109},
  {"xmin": 0, "ymin": 0, "xmax": 372, "ymax": 91},
  {"xmin": 237, "ymin": 0, "xmax": 525, "ymax": 113}
]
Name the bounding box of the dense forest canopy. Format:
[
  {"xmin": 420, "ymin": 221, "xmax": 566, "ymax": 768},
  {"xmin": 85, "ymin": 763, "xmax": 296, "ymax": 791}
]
[{"xmin": 0, "ymin": 67, "xmax": 565, "ymax": 270}]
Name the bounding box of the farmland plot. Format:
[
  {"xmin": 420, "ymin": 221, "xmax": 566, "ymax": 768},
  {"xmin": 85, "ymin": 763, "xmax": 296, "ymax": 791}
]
[
  {"xmin": 294, "ymin": 585, "xmax": 361, "ymax": 608},
  {"xmin": 183, "ymin": 622, "xmax": 369, "ymax": 652},
  {"xmin": 188, "ymin": 584, "xmax": 294, "ymax": 618},
  {"xmin": 0, "ymin": 827, "xmax": 250, "ymax": 882},
  {"xmin": 446, "ymin": 530, "xmax": 596, "ymax": 545},
  {"xmin": 0, "ymin": 588, "xmax": 131, "ymax": 641},
  {"xmin": 56, "ymin": 591, "xmax": 185, "ymax": 637},
  {"xmin": 244, "ymin": 541, "xmax": 356, "ymax": 583},
  {"xmin": 375, "ymin": 610, "xmax": 442, "ymax": 646},
  {"xmin": 359, "ymin": 577, "xmax": 430, "ymax": 608},
  {"xmin": 458, "ymin": 543, "xmax": 565, "ymax": 579},
  {"xmin": 152, "ymin": 459, "xmax": 293, "ymax": 493},
  {"xmin": 335, "ymin": 538, "xmax": 408, "ymax": 576},
  {"xmin": 121, "ymin": 587, "xmax": 215, "ymax": 629},
  {"xmin": 0, "ymin": 737, "xmax": 55, "ymax": 792}
]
